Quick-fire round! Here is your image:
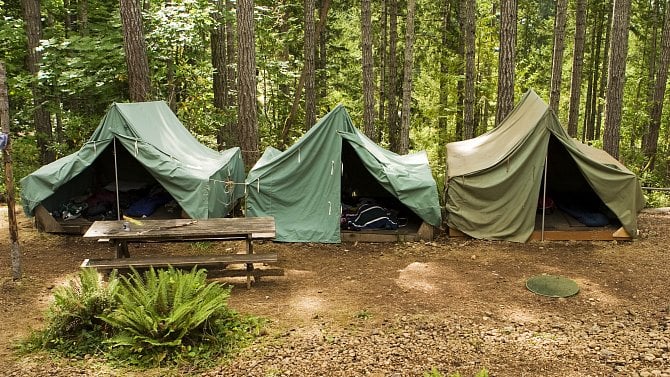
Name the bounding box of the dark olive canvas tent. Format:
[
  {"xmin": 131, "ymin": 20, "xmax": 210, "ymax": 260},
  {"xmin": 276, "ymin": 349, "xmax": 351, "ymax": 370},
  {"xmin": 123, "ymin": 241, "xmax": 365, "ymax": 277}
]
[
  {"xmin": 245, "ymin": 104, "xmax": 442, "ymax": 243},
  {"xmin": 21, "ymin": 101, "xmax": 245, "ymax": 230},
  {"xmin": 445, "ymin": 90, "xmax": 645, "ymax": 242}
]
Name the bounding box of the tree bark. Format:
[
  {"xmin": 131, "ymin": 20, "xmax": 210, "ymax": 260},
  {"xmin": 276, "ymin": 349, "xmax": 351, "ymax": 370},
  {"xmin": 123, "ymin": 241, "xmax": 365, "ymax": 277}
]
[
  {"xmin": 212, "ymin": 0, "xmax": 235, "ymax": 149},
  {"xmin": 603, "ymin": 0, "xmax": 632, "ymax": 159},
  {"xmin": 120, "ymin": 0, "xmax": 151, "ymax": 102},
  {"xmin": 362, "ymin": 0, "xmax": 375, "ymax": 140},
  {"xmin": 387, "ymin": 0, "xmax": 400, "ymax": 152},
  {"xmin": 399, "ymin": 0, "xmax": 416, "ymax": 154},
  {"xmin": 461, "ymin": 0, "xmax": 476, "ymax": 139},
  {"xmin": 304, "ymin": 0, "xmax": 317, "ymax": 129},
  {"xmin": 279, "ymin": 0, "xmax": 331, "ymax": 148},
  {"xmin": 78, "ymin": 0, "xmax": 89, "ymax": 36},
  {"xmin": 378, "ymin": 0, "xmax": 387, "ymax": 142},
  {"xmin": 0, "ymin": 62, "xmax": 21, "ymax": 280},
  {"xmin": 495, "ymin": 0, "xmax": 517, "ymax": 126},
  {"xmin": 567, "ymin": 0, "xmax": 587, "ymax": 137},
  {"xmin": 643, "ymin": 0, "xmax": 670, "ymax": 170},
  {"xmin": 22, "ymin": 0, "xmax": 55, "ymax": 165},
  {"xmin": 549, "ymin": 0, "xmax": 568, "ymax": 114},
  {"xmin": 237, "ymin": 0, "xmax": 259, "ymax": 167}
]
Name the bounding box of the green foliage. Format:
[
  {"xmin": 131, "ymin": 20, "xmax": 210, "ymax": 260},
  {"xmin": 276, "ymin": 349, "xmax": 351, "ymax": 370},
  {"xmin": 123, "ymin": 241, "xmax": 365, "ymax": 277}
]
[
  {"xmin": 21, "ymin": 267, "xmax": 263, "ymax": 369},
  {"xmin": 424, "ymin": 367, "xmax": 489, "ymax": 377},
  {"xmin": 21, "ymin": 268, "xmax": 119, "ymax": 356},
  {"xmin": 99, "ymin": 267, "xmax": 261, "ymax": 367}
]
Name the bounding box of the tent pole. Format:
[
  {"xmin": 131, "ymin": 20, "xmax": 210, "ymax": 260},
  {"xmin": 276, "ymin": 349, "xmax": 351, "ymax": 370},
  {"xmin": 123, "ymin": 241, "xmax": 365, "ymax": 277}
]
[
  {"xmin": 113, "ymin": 138, "xmax": 121, "ymax": 220},
  {"xmin": 541, "ymin": 154, "xmax": 548, "ymax": 242}
]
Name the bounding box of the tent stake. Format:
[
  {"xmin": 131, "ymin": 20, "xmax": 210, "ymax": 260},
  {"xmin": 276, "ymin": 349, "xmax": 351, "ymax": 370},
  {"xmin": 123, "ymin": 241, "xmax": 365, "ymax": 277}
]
[{"xmin": 113, "ymin": 138, "xmax": 121, "ymax": 220}]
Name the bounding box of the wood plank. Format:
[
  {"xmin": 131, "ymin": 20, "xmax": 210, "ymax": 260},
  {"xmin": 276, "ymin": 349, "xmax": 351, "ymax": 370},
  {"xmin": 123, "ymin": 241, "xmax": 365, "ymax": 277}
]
[
  {"xmin": 340, "ymin": 231, "xmax": 419, "ymax": 243},
  {"xmin": 81, "ymin": 252, "xmax": 278, "ymax": 270},
  {"xmin": 83, "ymin": 217, "xmax": 276, "ymax": 241},
  {"xmin": 207, "ymin": 267, "xmax": 285, "ymax": 279},
  {"xmin": 529, "ymin": 229, "xmax": 631, "ymax": 241}
]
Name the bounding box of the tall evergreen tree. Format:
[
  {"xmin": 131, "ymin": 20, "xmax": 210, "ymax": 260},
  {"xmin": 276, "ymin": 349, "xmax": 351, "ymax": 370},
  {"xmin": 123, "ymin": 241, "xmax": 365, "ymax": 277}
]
[
  {"xmin": 399, "ymin": 0, "xmax": 416, "ymax": 154},
  {"xmin": 495, "ymin": 0, "xmax": 517, "ymax": 125},
  {"xmin": 362, "ymin": 0, "xmax": 375, "ymax": 140},
  {"xmin": 22, "ymin": 0, "xmax": 55, "ymax": 164},
  {"xmin": 461, "ymin": 0, "xmax": 476, "ymax": 139},
  {"xmin": 120, "ymin": 0, "xmax": 151, "ymax": 102},
  {"xmin": 237, "ymin": 0, "xmax": 259, "ymax": 167},
  {"xmin": 567, "ymin": 0, "xmax": 587, "ymax": 138},
  {"xmin": 643, "ymin": 0, "xmax": 670, "ymax": 170},
  {"xmin": 549, "ymin": 0, "xmax": 568, "ymax": 114},
  {"xmin": 603, "ymin": 0, "xmax": 632, "ymax": 159},
  {"xmin": 387, "ymin": 0, "xmax": 400, "ymax": 151},
  {"xmin": 304, "ymin": 0, "xmax": 316, "ymax": 129}
]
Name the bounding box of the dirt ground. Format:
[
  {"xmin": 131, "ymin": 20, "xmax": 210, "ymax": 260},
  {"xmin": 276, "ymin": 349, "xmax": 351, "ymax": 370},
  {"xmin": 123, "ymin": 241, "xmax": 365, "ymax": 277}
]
[{"xmin": 0, "ymin": 207, "xmax": 669, "ymax": 377}]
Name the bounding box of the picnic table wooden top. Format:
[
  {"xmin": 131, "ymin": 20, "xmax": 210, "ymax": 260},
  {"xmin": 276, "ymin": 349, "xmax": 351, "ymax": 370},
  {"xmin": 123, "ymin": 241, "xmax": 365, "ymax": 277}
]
[{"xmin": 82, "ymin": 217, "xmax": 276, "ymax": 241}]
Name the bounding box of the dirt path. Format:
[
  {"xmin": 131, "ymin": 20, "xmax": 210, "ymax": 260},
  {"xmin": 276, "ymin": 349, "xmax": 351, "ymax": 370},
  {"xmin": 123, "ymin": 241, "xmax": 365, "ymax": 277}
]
[{"xmin": 1, "ymin": 209, "xmax": 669, "ymax": 376}]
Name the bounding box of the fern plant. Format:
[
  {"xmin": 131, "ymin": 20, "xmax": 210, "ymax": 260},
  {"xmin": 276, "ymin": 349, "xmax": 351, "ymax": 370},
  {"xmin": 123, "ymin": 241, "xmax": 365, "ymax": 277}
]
[{"xmin": 99, "ymin": 266, "xmax": 256, "ymax": 366}]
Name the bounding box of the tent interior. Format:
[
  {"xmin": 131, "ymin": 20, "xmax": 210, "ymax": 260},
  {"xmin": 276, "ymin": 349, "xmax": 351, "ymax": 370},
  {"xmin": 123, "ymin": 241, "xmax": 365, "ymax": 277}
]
[
  {"xmin": 35, "ymin": 142, "xmax": 181, "ymax": 233},
  {"xmin": 534, "ymin": 135, "xmax": 621, "ymax": 234},
  {"xmin": 339, "ymin": 141, "xmax": 423, "ymax": 237}
]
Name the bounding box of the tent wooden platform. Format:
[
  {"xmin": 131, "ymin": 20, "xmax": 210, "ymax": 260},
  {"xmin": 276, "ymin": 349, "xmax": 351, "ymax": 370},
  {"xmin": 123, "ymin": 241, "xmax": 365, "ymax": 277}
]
[
  {"xmin": 448, "ymin": 209, "xmax": 633, "ymax": 242},
  {"xmin": 341, "ymin": 221, "xmax": 435, "ymax": 242}
]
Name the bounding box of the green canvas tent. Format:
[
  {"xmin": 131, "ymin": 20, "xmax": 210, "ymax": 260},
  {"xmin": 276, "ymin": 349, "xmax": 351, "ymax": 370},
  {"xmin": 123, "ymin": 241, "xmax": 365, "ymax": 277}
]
[
  {"xmin": 445, "ymin": 90, "xmax": 645, "ymax": 242},
  {"xmin": 21, "ymin": 101, "xmax": 245, "ymax": 221},
  {"xmin": 245, "ymin": 104, "xmax": 442, "ymax": 243}
]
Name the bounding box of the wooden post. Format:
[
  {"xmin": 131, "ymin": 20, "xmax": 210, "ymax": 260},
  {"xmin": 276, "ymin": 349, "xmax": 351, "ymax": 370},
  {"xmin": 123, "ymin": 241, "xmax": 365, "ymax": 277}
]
[{"xmin": 0, "ymin": 62, "xmax": 22, "ymax": 280}]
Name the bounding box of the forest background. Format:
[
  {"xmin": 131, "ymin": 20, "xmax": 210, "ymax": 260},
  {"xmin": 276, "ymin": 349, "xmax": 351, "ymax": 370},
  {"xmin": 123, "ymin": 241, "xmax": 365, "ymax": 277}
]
[{"xmin": 2, "ymin": 0, "xmax": 670, "ymax": 206}]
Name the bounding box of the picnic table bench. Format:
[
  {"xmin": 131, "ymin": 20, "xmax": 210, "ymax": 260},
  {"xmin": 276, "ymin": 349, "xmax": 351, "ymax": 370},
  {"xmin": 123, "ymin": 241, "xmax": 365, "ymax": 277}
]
[{"xmin": 81, "ymin": 217, "xmax": 279, "ymax": 288}]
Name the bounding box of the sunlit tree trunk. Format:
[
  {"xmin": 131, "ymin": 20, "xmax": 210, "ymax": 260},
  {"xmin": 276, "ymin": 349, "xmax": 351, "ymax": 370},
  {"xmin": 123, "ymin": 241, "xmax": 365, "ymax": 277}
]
[
  {"xmin": 120, "ymin": 0, "xmax": 151, "ymax": 102},
  {"xmin": 22, "ymin": 0, "xmax": 55, "ymax": 164},
  {"xmin": 549, "ymin": 0, "xmax": 568, "ymax": 114},
  {"xmin": 212, "ymin": 0, "xmax": 235, "ymax": 149},
  {"xmin": 643, "ymin": 0, "xmax": 670, "ymax": 170},
  {"xmin": 362, "ymin": 0, "xmax": 375, "ymax": 140},
  {"xmin": 0, "ymin": 62, "xmax": 21, "ymax": 280},
  {"xmin": 237, "ymin": 0, "xmax": 259, "ymax": 167},
  {"xmin": 495, "ymin": 0, "xmax": 516, "ymax": 125},
  {"xmin": 461, "ymin": 0, "xmax": 476, "ymax": 139},
  {"xmin": 304, "ymin": 0, "xmax": 316, "ymax": 129},
  {"xmin": 603, "ymin": 0, "xmax": 632, "ymax": 159},
  {"xmin": 567, "ymin": 0, "xmax": 586, "ymax": 137}
]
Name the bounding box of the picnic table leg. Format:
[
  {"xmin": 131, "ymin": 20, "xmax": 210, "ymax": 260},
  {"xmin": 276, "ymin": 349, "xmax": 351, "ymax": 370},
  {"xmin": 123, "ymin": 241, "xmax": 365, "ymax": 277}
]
[
  {"xmin": 116, "ymin": 241, "xmax": 130, "ymax": 258},
  {"xmin": 246, "ymin": 237, "xmax": 253, "ymax": 288}
]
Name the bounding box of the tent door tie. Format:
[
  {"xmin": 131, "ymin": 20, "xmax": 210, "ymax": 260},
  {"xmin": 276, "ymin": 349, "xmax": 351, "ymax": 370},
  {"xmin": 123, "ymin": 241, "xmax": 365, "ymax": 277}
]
[
  {"xmin": 298, "ymin": 148, "xmax": 301, "ymax": 163},
  {"xmin": 93, "ymin": 141, "xmax": 96, "ymax": 154},
  {"xmin": 331, "ymin": 161, "xmax": 334, "ymax": 175},
  {"xmin": 134, "ymin": 140, "xmax": 139, "ymax": 157},
  {"xmin": 256, "ymin": 178, "xmax": 260, "ymax": 193},
  {"xmin": 328, "ymin": 201, "xmax": 332, "ymax": 215}
]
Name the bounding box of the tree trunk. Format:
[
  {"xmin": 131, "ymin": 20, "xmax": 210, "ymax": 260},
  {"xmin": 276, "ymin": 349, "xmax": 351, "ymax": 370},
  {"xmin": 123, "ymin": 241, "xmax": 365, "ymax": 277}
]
[
  {"xmin": 549, "ymin": 0, "xmax": 568, "ymax": 114},
  {"xmin": 495, "ymin": 0, "xmax": 517, "ymax": 125},
  {"xmin": 120, "ymin": 0, "xmax": 151, "ymax": 102},
  {"xmin": 317, "ymin": 0, "xmax": 328, "ymax": 104},
  {"xmin": 279, "ymin": 0, "xmax": 331, "ymax": 147},
  {"xmin": 399, "ymin": 0, "xmax": 416, "ymax": 154},
  {"xmin": 461, "ymin": 0, "xmax": 476, "ymax": 139},
  {"xmin": 22, "ymin": 0, "xmax": 55, "ymax": 165},
  {"xmin": 78, "ymin": 0, "xmax": 89, "ymax": 36},
  {"xmin": 643, "ymin": 0, "xmax": 670, "ymax": 170},
  {"xmin": 387, "ymin": 0, "xmax": 400, "ymax": 152},
  {"xmin": 603, "ymin": 0, "xmax": 632, "ymax": 159},
  {"xmin": 362, "ymin": 0, "xmax": 375, "ymax": 140},
  {"xmin": 438, "ymin": 0, "xmax": 449, "ymax": 143},
  {"xmin": 304, "ymin": 0, "xmax": 316, "ymax": 129},
  {"xmin": 212, "ymin": 0, "xmax": 235, "ymax": 149},
  {"xmin": 237, "ymin": 0, "xmax": 259, "ymax": 168},
  {"xmin": 583, "ymin": 10, "xmax": 599, "ymax": 142},
  {"xmin": 378, "ymin": 0, "xmax": 387, "ymax": 142},
  {"xmin": 596, "ymin": 4, "xmax": 611, "ymax": 142},
  {"xmin": 0, "ymin": 62, "xmax": 21, "ymax": 281},
  {"xmin": 567, "ymin": 0, "xmax": 587, "ymax": 137}
]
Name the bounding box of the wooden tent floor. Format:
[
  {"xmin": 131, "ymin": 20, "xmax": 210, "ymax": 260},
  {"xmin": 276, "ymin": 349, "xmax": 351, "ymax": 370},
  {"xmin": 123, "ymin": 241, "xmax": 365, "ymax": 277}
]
[
  {"xmin": 340, "ymin": 221, "xmax": 434, "ymax": 242},
  {"xmin": 448, "ymin": 209, "xmax": 630, "ymax": 242}
]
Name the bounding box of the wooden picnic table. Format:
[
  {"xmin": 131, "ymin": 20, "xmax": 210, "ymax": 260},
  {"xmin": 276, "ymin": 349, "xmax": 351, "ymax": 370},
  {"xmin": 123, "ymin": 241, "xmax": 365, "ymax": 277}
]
[{"xmin": 82, "ymin": 217, "xmax": 278, "ymax": 288}]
